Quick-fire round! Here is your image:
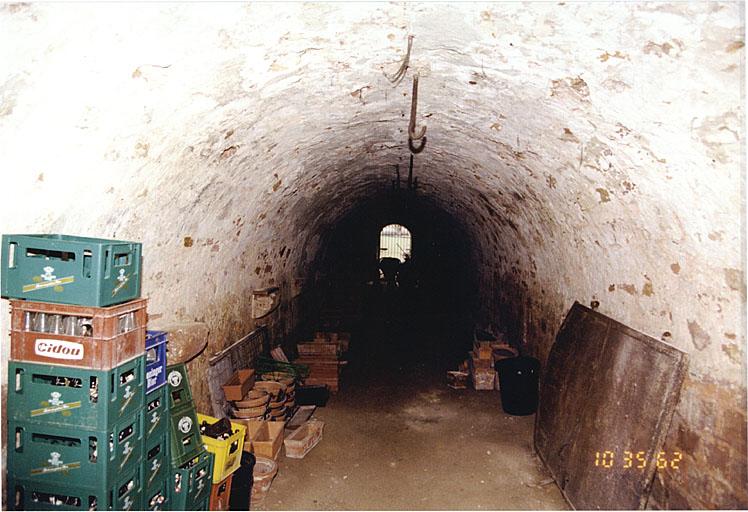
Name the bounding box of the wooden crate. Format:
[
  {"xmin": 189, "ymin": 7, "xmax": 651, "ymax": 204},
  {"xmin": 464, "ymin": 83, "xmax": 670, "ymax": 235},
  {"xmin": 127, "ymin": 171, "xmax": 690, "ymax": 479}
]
[
  {"xmin": 472, "ymin": 369, "xmax": 496, "ymax": 390},
  {"xmin": 297, "ymin": 342, "xmax": 339, "ymax": 357}
]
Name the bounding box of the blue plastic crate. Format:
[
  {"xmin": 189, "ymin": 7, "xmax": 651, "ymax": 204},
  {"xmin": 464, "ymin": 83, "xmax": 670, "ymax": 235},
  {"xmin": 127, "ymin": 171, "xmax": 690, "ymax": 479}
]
[{"xmin": 145, "ymin": 331, "xmax": 167, "ymax": 394}]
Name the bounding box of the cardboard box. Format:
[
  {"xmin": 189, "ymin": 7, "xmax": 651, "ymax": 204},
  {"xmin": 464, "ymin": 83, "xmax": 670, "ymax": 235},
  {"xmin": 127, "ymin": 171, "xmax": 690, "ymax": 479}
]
[
  {"xmin": 470, "ymin": 351, "xmax": 493, "ymax": 369},
  {"xmin": 474, "ymin": 342, "xmax": 493, "ymax": 359},
  {"xmin": 239, "ymin": 420, "xmax": 285, "ymax": 461},
  {"xmin": 468, "ymin": 355, "xmax": 496, "ymax": 391},
  {"xmin": 222, "ymin": 369, "xmax": 255, "ymax": 401},
  {"xmin": 472, "ymin": 369, "xmax": 496, "ymax": 390}
]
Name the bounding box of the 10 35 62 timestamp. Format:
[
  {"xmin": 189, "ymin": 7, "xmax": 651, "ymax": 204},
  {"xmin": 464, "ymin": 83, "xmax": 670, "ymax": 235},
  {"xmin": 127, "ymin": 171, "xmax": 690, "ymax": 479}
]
[{"xmin": 594, "ymin": 450, "xmax": 683, "ymax": 470}]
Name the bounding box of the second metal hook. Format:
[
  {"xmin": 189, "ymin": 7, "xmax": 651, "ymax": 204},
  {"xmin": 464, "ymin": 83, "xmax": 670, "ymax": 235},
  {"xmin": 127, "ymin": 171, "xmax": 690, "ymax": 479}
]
[{"xmin": 408, "ymin": 74, "xmax": 427, "ymax": 142}]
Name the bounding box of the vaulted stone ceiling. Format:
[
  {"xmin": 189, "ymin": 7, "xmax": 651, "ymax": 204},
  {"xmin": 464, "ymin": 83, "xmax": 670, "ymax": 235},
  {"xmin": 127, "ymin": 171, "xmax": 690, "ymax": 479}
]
[
  {"xmin": 2, "ymin": 2, "xmax": 742, "ymax": 371},
  {"xmin": 0, "ymin": 3, "xmax": 744, "ymax": 507}
]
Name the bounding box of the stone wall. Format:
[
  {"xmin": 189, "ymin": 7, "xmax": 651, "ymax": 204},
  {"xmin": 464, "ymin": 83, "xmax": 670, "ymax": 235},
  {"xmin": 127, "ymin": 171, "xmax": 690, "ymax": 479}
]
[{"xmin": 0, "ymin": 2, "xmax": 744, "ymax": 507}]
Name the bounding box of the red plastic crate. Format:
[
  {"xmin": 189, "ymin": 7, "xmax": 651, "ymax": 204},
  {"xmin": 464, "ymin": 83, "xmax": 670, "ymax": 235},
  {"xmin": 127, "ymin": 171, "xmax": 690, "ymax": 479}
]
[{"xmin": 9, "ymin": 299, "xmax": 147, "ymax": 370}]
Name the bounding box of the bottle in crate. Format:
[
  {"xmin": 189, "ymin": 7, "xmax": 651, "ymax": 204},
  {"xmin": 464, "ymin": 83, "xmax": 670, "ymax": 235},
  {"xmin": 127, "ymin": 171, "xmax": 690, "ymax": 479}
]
[
  {"xmin": 8, "ymin": 356, "xmax": 145, "ymax": 431},
  {"xmin": 144, "ymin": 432, "xmax": 169, "ymax": 492},
  {"xmin": 8, "ymin": 460, "xmax": 143, "ymax": 511},
  {"xmin": 169, "ymin": 451, "xmax": 214, "ymax": 511},
  {"xmin": 9, "ymin": 298, "xmax": 148, "ymax": 370},
  {"xmin": 209, "ymin": 474, "xmax": 234, "ymax": 511},
  {"xmin": 1, "ymin": 234, "xmax": 142, "ymax": 307},
  {"xmin": 142, "ymin": 431, "xmax": 170, "ymax": 511},
  {"xmin": 145, "ymin": 383, "xmax": 169, "ymax": 442},
  {"xmin": 7, "ymin": 411, "xmax": 144, "ymax": 488},
  {"xmin": 142, "ymin": 478, "xmax": 169, "ymax": 511},
  {"xmin": 196, "ymin": 413, "xmax": 246, "ymax": 484}
]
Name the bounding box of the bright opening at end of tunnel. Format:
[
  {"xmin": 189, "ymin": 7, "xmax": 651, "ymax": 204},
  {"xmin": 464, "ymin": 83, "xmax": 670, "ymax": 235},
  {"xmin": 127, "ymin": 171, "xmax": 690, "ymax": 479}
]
[{"xmin": 378, "ymin": 224, "xmax": 412, "ymax": 263}]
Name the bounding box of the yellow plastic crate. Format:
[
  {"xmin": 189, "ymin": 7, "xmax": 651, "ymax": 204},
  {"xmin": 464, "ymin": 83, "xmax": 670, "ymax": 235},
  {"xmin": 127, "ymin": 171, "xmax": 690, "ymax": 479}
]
[{"xmin": 196, "ymin": 413, "xmax": 247, "ymax": 484}]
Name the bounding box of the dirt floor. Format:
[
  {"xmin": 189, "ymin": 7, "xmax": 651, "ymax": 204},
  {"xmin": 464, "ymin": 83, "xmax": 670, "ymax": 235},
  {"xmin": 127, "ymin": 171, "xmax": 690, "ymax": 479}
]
[
  {"xmin": 260, "ymin": 369, "xmax": 569, "ymax": 510},
  {"xmin": 257, "ymin": 284, "xmax": 570, "ymax": 510}
]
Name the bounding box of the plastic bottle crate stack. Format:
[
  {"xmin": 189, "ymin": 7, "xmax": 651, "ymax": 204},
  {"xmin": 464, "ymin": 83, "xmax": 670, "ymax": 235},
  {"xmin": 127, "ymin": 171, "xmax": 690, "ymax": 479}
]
[
  {"xmin": 2, "ymin": 234, "xmax": 221, "ymax": 511},
  {"xmin": 165, "ymin": 363, "xmax": 214, "ymax": 510},
  {"xmin": 2, "ymin": 234, "xmax": 178, "ymax": 511},
  {"xmin": 165, "ymin": 362, "xmax": 248, "ymax": 510},
  {"xmin": 143, "ymin": 331, "xmax": 170, "ymax": 511}
]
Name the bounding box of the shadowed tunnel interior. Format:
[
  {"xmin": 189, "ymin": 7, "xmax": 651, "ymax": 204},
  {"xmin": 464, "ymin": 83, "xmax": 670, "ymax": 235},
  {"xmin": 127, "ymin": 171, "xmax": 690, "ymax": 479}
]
[
  {"xmin": 307, "ymin": 192, "xmax": 480, "ymax": 374},
  {"xmin": 0, "ymin": 2, "xmax": 745, "ymax": 509}
]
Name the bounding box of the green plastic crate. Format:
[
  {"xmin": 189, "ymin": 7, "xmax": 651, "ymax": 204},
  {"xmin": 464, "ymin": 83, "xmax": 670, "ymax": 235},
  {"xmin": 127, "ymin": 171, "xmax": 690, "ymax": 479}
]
[
  {"xmin": 144, "ymin": 432, "xmax": 169, "ymax": 493},
  {"xmin": 7, "ymin": 413, "xmax": 143, "ymax": 487},
  {"xmin": 142, "ymin": 477, "xmax": 169, "ymax": 511},
  {"xmin": 8, "ymin": 356, "xmax": 144, "ymax": 431},
  {"xmin": 165, "ymin": 363, "xmax": 193, "ymax": 410},
  {"xmin": 169, "ymin": 451, "xmax": 213, "ymax": 511},
  {"xmin": 189, "ymin": 493, "xmax": 210, "ymax": 511},
  {"xmin": 7, "ymin": 461, "xmax": 143, "ymax": 511},
  {"xmin": 1, "ymin": 234, "xmax": 142, "ymax": 307},
  {"xmin": 168, "ymin": 401, "xmax": 204, "ymax": 467},
  {"xmin": 145, "ymin": 384, "xmax": 169, "ymax": 441}
]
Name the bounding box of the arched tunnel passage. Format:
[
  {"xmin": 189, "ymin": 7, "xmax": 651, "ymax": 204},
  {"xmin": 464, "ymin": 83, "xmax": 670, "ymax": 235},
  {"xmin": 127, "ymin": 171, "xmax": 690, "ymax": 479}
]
[
  {"xmin": 304, "ymin": 192, "xmax": 482, "ymax": 377},
  {"xmin": 0, "ymin": 2, "xmax": 744, "ymax": 511}
]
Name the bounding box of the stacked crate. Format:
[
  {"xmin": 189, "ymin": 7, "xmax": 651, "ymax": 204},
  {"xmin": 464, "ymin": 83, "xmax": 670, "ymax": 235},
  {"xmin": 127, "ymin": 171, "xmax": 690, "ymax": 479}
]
[
  {"xmin": 469, "ymin": 340, "xmax": 496, "ymax": 390},
  {"xmin": 295, "ymin": 332, "xmax": 347, "ymax": 392},
  {"xmin": 142, "ymin": 331, "xmax": 169, "ymax": 511},
  {"xmin": 165, "ymin": 363, "xmax": 213, "ymax": 511},
  {"xmin": 2, "ymin": 234, "xmax": 146, "ymax": 511},
  {"xmin": 197, "ymin": 413, "xmax": 246, "ymax": 511}
]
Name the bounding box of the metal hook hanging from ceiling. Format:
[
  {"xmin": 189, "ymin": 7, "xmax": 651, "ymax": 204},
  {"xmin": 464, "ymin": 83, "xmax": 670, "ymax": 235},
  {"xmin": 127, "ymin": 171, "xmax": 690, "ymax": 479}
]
[
  {"xmin": 384, "ymin": 35, "xmax": 414, "ymax": 86},
  {"xmin": 408, "ymin": 74, "xmax": 426, "ymax": 154}
]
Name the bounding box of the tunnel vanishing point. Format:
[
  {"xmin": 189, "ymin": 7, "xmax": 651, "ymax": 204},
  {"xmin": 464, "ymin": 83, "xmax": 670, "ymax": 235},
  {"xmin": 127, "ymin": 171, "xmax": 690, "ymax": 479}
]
[{"xmin": 0, "ymin": 2, "xmax": 746, "ymax": 510}]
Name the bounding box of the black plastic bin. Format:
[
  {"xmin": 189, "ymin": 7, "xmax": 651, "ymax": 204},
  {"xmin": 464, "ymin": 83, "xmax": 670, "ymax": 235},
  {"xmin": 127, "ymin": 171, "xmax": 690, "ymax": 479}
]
[
  {"xmin": 229, "ymin": 451, "xmax": 256, "ymax": 511},
  {"xmin": 296, "ymin": 385, "xmax": 330, "ymax": 406},
  {"xmin": 495, "ymin": 356, "xmax": 540, "ymax": 416}
]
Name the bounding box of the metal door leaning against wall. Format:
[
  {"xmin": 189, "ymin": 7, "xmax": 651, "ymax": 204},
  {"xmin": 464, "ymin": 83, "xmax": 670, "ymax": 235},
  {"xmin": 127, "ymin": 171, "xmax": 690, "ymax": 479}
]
[{"xmin": 535, "ymin": 302, "xmax": 688, "ymax": 510}]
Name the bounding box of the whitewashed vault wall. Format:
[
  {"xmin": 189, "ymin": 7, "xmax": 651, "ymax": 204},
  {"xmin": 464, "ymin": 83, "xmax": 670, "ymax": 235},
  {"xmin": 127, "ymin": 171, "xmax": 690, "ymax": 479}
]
[{"xmin": 0, "ymin": 2, "xmax": 744, "ymax": 508}]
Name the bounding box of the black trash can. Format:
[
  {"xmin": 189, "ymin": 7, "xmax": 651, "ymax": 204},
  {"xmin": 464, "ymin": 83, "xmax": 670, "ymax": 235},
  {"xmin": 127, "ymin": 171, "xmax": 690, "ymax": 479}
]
[
  {"xmin": 495, "ymin": 356, "xmax": 540, "ymax": 416},
  {"xmin": 229, "ymin": 451, "xmax": 256, "ymax": 511}
]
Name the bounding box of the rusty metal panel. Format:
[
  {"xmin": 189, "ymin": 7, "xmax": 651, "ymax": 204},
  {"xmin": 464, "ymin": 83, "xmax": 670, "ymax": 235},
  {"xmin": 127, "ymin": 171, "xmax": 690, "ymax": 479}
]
[{"xmin": 535, "ymin": 302, "xmax": 688, "ymax": 510}]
